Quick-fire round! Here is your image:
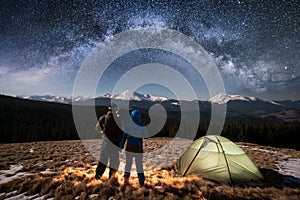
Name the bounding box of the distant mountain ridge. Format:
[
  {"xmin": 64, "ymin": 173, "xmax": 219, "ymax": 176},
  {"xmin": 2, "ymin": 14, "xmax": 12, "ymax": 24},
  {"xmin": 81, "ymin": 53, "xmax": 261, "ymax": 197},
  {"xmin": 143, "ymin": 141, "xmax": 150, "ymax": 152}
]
[
  {"xmin": 16, "ymin": 95, "xmax": 88, "ymax": 104},
  {"xmin": 14, "ymin": 91, "xmax": 300, "ymax": 122},
  {"xmin": 16, "ymin": 91, "xmax": 300, "ymax": 109},
  {"xmin": 208, "ymin": 93, "xmax": 280, "ymax": 105},
  {"xmin": 99, "ymin": 90, "xmax": 169, "ymax": 102},
  {"xmin": 16, "ymin": 90, "xmax": 169, "ymax": 104}
]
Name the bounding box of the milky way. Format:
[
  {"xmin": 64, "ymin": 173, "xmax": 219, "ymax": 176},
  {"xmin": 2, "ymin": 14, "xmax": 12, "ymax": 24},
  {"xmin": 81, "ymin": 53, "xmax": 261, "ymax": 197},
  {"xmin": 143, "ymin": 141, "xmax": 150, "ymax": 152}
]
[{"xmin": 0, "ymin": 0, "xmax": 299, "ymax": 99}]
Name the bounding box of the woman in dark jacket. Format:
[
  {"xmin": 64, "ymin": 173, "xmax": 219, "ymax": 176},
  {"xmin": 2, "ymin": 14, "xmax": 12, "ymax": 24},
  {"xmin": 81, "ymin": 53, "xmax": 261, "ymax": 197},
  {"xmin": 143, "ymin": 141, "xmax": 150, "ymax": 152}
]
[{"xmin": 119, "ymin": 109, "xmax": 148, "ymax": 186}]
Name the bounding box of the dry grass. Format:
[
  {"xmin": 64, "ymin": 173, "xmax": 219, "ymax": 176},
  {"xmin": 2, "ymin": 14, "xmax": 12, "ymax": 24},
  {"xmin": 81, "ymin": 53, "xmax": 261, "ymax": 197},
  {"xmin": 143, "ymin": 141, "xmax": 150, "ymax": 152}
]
[{"xmin": 0, "ymin": 139, "xmax": 299, "ymax": 200}]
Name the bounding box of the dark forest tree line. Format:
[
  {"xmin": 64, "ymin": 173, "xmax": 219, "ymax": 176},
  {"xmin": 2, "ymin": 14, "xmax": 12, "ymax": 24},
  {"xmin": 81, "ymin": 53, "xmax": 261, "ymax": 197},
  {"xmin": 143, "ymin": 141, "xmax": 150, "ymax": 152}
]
[
  {"xmin": 163, "ymin": 120, "xmax": 299, "ymax": 150},
  {"xmin": 0, "ymin": 95, "xmax": 79, "ymax": 143},
  {"xmin": 221, "ymin": 120, "xmax": 299, "ymax": 149},
  {"xmin": 0, "ymin": 95, "xmax": 299, "ymax": 150}
]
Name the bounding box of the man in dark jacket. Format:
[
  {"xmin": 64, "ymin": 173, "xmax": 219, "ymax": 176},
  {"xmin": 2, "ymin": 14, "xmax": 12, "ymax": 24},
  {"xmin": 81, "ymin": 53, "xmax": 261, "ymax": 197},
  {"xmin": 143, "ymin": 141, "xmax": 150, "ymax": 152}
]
[{"xmin": 95, "ymin": 103, "xmax": 123, "ymax": 180}]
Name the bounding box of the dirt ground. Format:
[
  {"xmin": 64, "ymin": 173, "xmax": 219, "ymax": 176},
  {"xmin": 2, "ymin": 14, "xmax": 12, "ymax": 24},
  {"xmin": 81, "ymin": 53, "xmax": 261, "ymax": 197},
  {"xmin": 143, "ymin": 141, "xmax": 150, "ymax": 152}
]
[{"xmin": 0, "ymin": 138, "xmax": 299, "ymax": 200}]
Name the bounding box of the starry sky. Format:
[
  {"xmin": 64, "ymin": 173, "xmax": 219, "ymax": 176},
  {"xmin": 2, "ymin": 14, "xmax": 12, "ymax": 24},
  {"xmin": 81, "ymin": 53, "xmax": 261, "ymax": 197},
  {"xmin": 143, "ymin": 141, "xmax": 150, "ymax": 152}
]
[{"xmin": 0, "ymin": 0, "xmax": 299, "ymax": 100}]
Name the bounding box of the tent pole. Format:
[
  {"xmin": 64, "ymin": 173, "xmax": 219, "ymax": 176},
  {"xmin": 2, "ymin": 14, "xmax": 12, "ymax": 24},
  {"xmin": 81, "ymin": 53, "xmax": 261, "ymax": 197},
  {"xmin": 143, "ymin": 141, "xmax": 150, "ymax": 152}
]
[
  {"xmin": 182, "ymin": 138, "xmax": 206, "ymax": 176},
  {"xmin": 216, "ymin": 137, "xmax": 234, "ymax": 184}
]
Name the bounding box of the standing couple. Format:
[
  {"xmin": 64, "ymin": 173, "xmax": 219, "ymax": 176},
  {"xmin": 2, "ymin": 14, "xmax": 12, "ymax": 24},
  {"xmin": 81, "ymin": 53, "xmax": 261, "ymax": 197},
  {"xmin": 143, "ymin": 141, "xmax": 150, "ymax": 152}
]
[{"xmin": 95, "ymin": 103, "xmax": 148, "ymax": 186}]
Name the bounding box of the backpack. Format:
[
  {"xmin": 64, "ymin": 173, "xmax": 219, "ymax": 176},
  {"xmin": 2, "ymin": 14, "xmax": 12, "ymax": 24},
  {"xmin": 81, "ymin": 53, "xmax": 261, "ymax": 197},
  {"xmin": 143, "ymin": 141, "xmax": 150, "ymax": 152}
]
[{"xmin": 99, "ymin": 111, "xmax": 123, "ymax": 145}]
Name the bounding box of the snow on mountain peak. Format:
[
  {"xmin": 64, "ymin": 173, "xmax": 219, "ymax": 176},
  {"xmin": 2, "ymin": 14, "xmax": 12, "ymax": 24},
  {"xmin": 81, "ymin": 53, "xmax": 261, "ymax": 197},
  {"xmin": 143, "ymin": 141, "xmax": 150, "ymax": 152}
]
[
  {"xmin": 111, "ymin": 90, "xmax": 168, "ymax": 102},
  {"xmin": 16, "ymin": 94, "xmax": 89, "ymax": 104},
  {"xmin": 113, "ymin": 90, "xmax": 142, "ymax": 101},
  {"xmin": 149, "ymin": 95, "xmax": 168, "ymax": 102},
  {"xmin": 17, "ymin": 90, "xmax": 169, "ymax": 104},
  {"xmin": 99, "ymin": 93, "xmax": 112, "ymax": 98},
  {"xmin": 208, "ymin": 93, "xmax": 254, "ymax": 104},
  {"xmin": 15, "ymin": 92, "xmax": 285, "ymax": 106},
  {"xmin": 209, "ymin": 93, "xmax": 284, "ymax": 105}
]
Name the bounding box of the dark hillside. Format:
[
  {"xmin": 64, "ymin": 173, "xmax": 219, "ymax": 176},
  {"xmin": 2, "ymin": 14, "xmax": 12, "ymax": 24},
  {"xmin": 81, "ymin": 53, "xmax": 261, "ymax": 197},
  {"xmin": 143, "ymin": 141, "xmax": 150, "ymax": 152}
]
[{"xmin": 0, "ymin": 95, "xmax": 79, "ymax": 142}]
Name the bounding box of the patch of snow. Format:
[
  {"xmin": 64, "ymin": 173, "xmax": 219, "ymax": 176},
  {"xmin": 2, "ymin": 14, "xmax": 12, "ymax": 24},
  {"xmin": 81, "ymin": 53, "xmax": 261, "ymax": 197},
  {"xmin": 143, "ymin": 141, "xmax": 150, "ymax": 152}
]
[
  {"xmin": 0, "ymin": 172, "xmax": 29, "ymax": 184},
  {"xmin": 270, "ymin": 100, "xmax": 281, "ymax": 105},
  {"xmin": 282, "ymin": 154, "xmax": 291, "ymax": 159},
  {"xmin": 89, "ymin": 194, "xmax": 99, "ymax": 199},
  {"xmin": 250, "ymin": 148, "xmax": 278, "ymax": 154},
  {"xmin": 276, "ymin": 158, "xmax": 300, "ymax": 179},
  {"xmin": 238, "ymin": 145, "xmax": 249, "ymax": 148},
  {"xmin": 99, "ymin": 93, "xmax": 112, "ymax": 98},
  {"xmin": 4, "ymin": 193, "xmax": 41, "ymax": 200},
  {"xmin": 29, "ymin": 148, "xmax": 34, "ymax": 153},
  {"xmin": 40, "ymin": 168, "xmax": 55, "ymax": 175},
  {"xmin": 0, "ymin": 165, "xmax": 31, "ymax": 184},
  {"xmin": 4, "ymin": 193, "xmax": 28, "ymax": 200},
  {"xmin": 32, "ymin": 195, "xmax": 48, "ymax": 200},
  {"xmin": 0, "ymin": 164, "xmax": 23, "ymax": 175},
  {"xmin": 248, "ymin": 97, "xmax": 257, "ymax": 101},
  {"xmin": 0, "ymin": 190, "xmax": 17, "ymax": 198},
  {"xmin": 74, "ymin": 97, "xmax": 81, "ymax": 102}
]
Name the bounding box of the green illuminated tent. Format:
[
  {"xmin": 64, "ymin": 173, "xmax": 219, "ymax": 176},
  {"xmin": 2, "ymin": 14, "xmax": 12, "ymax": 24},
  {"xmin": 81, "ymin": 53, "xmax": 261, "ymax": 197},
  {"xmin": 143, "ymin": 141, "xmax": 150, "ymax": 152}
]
[{"xmin": 176, "ymin": 135, "xmax": 263, "ymax": 183}]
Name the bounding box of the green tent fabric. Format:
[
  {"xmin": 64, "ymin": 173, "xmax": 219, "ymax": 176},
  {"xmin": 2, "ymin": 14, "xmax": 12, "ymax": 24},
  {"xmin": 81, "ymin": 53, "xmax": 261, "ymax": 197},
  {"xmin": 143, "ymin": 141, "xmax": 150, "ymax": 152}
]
[{"xmin": 176, "ymin": 135, "xmax": 263, "ymax": 183}]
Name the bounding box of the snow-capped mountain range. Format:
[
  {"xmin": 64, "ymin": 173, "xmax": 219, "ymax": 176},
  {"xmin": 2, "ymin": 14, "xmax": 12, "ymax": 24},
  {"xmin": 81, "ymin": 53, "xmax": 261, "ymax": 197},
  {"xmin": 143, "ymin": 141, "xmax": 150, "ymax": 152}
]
[
  {"xmin": 208, "ymin": 93, "xmax": 280, "ymax": 105},
  {"xmin": 17, "ymin": 90, "xmax": 170, "ymax": 104},
  {"xmin": 11, "ymin": 91, "xmax": 300, "ymax": 122},
  {"xmin": 102, "ymin": 90, "xmax": 169, "ymax": 102},
  {"xmin": 17, "ymin": 91, "xmax": 283, "ymax": 105},
  {"xmin": 16, "ymin": 95, "xmax": 89, "ymax": 104}
]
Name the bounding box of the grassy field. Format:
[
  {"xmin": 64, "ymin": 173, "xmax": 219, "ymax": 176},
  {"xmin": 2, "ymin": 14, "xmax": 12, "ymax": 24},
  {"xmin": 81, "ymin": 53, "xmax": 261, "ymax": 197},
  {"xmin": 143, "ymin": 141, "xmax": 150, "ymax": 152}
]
[{"xmin": 0, "ymin": 138, "xmax": 299, "ymax": 199}]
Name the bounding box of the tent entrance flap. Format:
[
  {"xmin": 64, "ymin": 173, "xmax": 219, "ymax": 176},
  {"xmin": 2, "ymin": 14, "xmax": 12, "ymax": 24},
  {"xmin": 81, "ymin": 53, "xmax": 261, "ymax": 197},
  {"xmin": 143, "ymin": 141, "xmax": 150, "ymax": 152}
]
[{"xmin": 182, "ymin": 137, "xmax": 212, "ymax": 176}]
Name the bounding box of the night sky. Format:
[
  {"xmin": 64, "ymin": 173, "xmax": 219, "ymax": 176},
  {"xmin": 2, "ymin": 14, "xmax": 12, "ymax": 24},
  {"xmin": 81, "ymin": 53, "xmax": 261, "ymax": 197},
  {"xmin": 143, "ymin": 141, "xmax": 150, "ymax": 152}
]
[{"xmin": 0, "ymin": 0, "xmax": 299, "ymax": 100}]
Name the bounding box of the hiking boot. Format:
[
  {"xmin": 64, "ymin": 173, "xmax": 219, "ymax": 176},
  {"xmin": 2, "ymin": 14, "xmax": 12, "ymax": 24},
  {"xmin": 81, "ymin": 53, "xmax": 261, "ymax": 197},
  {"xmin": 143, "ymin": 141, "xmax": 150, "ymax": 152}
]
[
  {"xmin": 138, "ymin": 173, "xmax": 145, "ymax": 187},
  {"xmin": 95, "ymin": 162, "xmax": 106, "ymax": 180},
  {"xmin": 109, "ymin": 169, "xmax": 117, "ymax": 179}
]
